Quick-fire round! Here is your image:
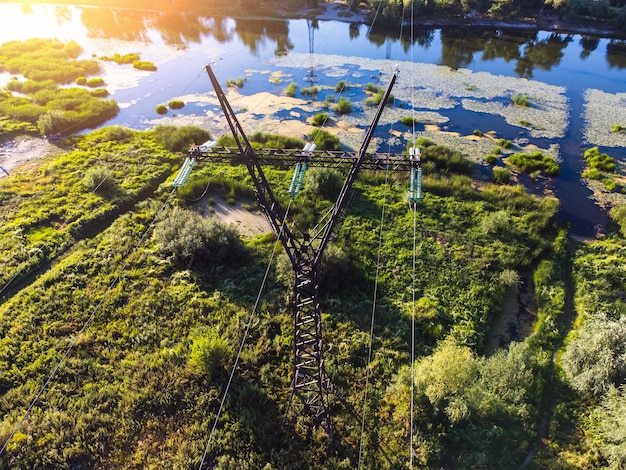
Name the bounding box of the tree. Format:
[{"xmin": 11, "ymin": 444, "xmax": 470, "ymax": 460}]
[{"xmin": 562, "ymin": 316, "xmax": 626, "ymax": 397}]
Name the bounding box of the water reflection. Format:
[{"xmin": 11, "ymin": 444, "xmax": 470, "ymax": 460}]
[{"xmin": 607, "ymin": 40, "xmax": 626, "ymax": 69}]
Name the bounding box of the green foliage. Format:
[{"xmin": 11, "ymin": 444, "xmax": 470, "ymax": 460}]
[
  {"xmin": 311, "ymin": 112, "xmax": 328, "ymax": 127},
  {"xmin": 7, "ymin": 78, "xmax": 56, "ymax": 93},
  {"xmin": 99, "ymin": 52, "xmax": 140, "ymax": 64},
  {"xmin": 168, "ymin": 99, "xmax": 185, "ymax": 110},
  {"xmin": 493, "ymin": 166, "xmax": 511, "ymax": 183},
  {"xmin": 365, "ymin": 90, "xmax": 394, "ymax": 106},
  {"xmin": 86, "ymin": 77, "xmax": 104, "ymax": 88},
  {"xmin": 301, "ymin": 86, "xmax": 319, "ymax": 98},
  {"xmin": 226, "ymin": 77, "xmax": 246, "ymax": 88},
  {"xmin": 401, "ymin": 116, "xmax": 418, "ymax": 127},
  {"xmin": 335, "ymin": 80, "xmax": 350, "ymax": 92},
  {"xmin": 508, "ymin": 151, "xmax": 560, "ymax": 176},
  {"xmin": 133, "ymin": 60, "xmax": 157, "ymax": 71},
  {"xmin": 611, "ymin": 123, "xmax": 626, "ymax": 134},
  {"xmin": 154, "ymin": 206, "xmax": 244, "ymax": 268},
  {"xmin": 485, "ymin": 153, "xmax": 498, "ymax": 165},
  {"xmin": 610, "ymin": 205, "xmax": 626, "ymax": 236},
  {"xmin": 334, "ymin": 97, "xmax": 352, "ymax": 114},
  {"xmin": 305, "ymin": 167, "xmax": 342, "ymax": 199},
  {"xmin": 511, "ymin": 93, "xmax": 530, "ymax": 107},
  {"xmin": 89, "ymin": 88, "xmax": 109, "ymax": 98},
  {"xmin": 417, "ymin": 144, "xmax": 474, "ymax": 174},
  {"xmin": 0, "ymin": 38, "xmax": 97, "ymax": 84},
  {"xmin": 309, "ymin": 128, "xmax": 340, "ymax": 150},
  {"xmin": 562, "ymin": 316, "xmax": 626, "ymax": 397},
  {"xmin": 497, "ymin": 138, "xmax": 512, "ymax": 149},
  {"xmin": 75, "ymin": 76, "xmax": 87, "ymax": 86},
  {"xmin": 153, "ymin": 125, "xmax": 211, "ymax": 152},
  {"xmin": 82, "ymin": 166, "xmax": 116, "ymax": 194},
  {"xmin": 473, "ymin": 129, "xmax": 483, "ymax": 136},
  {"xmin": 155, "ymin": 104, "xmax": 168, "ymax": 115},
  {"xmin": 285, "ymin": 82, "xmax": 297, "ymax": 97},
  {"xmin": 583, "ymin": 146, "xmax": 615, "ymax": 172},
  {"xmin": 582, "ymin": 167, "xmax": 601, "ymax": 180},
  {"xmin": 188, "ymin": 328, "xmax": 232, "ymax": 378},
  {"xmin": 589, "ymin": 385, "xmax": 626, "ymax": 469}
]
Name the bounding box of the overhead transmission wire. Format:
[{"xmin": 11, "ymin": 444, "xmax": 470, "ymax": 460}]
[
  {"xmin": 198, "ymin": 195, "xmax": 296, "ymax": 470},
  {"xmin": 357, "ymin": 3, "xmax": 406, "ymax": 464},
  {"xmin": 0, "ymin": 184, "xmax": 179, "ymax": 457}
]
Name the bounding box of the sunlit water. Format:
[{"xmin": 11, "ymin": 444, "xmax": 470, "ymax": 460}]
[{"xmin": 1, "ymin": 2, "xmax": 625, "ymax": 236}]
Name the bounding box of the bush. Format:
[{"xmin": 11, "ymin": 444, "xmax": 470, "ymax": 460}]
[
  {"xmin": 311, "ymin": 112, "xmax": 328, "ymax": 127},
  {"xmin": 226, "ymin": 77, "xmax": 245, "ymax": 88},
  {"xmin": 188, "ymin": 329, "xmax": 232, "ymax": 379},
  {"xmin": 37, "ymin": 109, "xmax": 71, "ymax": 135},
  {"xmin": 133, "ymin": 60, "xmax": 157, "ymax": 71},
  {"xmin": 154, "ymin": 206, "xmax": 244, "ymax": 268},
  {"xmin": 75, "ymin": 76, "xmax": 87, "ymax": 86},
  {"xmin": 582, "ymin": 167, "xmax": 602, "ymax": 180},
  {"xmin": 610, "ymin": 205, "xmax": 626, "ymax": 236},
  {"xmin": 334, "ymin": 97, "xmax": 352, "ymax": 115},
  {"xmin": 89, "ymin": 88, "xmax": 109, "ymax": 98},
  {"xmin": 309, "ymin": 128, "xmax": 340, "ymax": 150},
  {"xmin": 421, "ymin": 145, "xmax": 474, "ymax": 174},
  {"xmin": 511, "ymin": 93, "xmax": 530, "ymax": 107},
  {"xmin": 493, "ymin": 167, "xmax": 511, "ymax": 184},
  {"xmin": 86, "ymin": 77, "xmax": 104, "ymax": 87},
  {"xmin": 611, "ymin": 123, "xmax": 626, "ymax": 134},
  {"xmin": 485, "ymin": 154, "xmax": 498, "ymax": 165},
  {"xmin": 604, "ymin": 178, "xmax": 617, "ymax": 192},
  {"xmin": 497, "ymin": 138, "xmax": 512, "ymax": 148},
  {"xmin": 306, "ymin": 167, "xmax": 342, "ymax": 199},
  {"xmin": 301, "ymin": 86, "xmax": 319, "ymax": 98},
  {"xmin": 168, "ymin": 100, "xmax": 184, "ymax": 110},
  {"xmin": 100, "ymin": 53, "xmax": 140, "ymax": 64},
  {"xmin": 335, "ymin": 80, "xmax": 349, "ymax": 92},
  {"xmin": 401, "ymin": 116, "xmax": 418, "ymax": 127},
  {"xmin": 153, "ymin": 125, "xmax": 211, "ymax": 152},
  {"xmin": 473, "ymin": 129, "xmax": 483, "ymax": 136},
  {"xmin": 155, "ymin": 104, "xmax": 168, "ymax": 115},
  {"xmin": 82, "ymin": 166, "xmax": 116, "ymax": 193},
  {"xmin": 583, "ymin": 147, "xmax": 615, "ymax": 172},
  {"xmin": 508, "ymin": 151, "xmax": 559, "ymax": 176},
  {"xmin": 562, "ymin": 316, "xmax": 626, "ymax": 398},
  {"xmin": 285, "ymin": 82, "xmax": 297, "ymax": 97}
]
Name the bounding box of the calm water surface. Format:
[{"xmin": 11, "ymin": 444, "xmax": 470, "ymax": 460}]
[{"xmin": 2, "ymin": 3, "xmax": 625, "ymax": 236}]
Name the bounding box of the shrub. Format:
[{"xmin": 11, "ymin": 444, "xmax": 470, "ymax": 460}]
[
  {"xmin": 611, "ymin": 123, "xmax": 626, "ymax": 134},
  {"xmin": 493, "ymin": 167, "xmax": 511, "ymax": 184},
  {"xmin": 610, "ymin": 205, "xmax": 626, "ymax": 236},
  {"xmin": 133, "ymin": 60, "xmax": 157, "ymax": 71},
  {"xmin": 473, "ymin": 129, "xmax": 483, "ymax": 136},
  {"xmin": 86, "ymin": 77, "xmax": 104, "ymax": 87},
  {"xmin": 154, "ymin": 206, "xmax": 244, "ymax": 268},
  {"xmin": 311, "ymin": 112, "xmax": 328, "ymax": 127},
  {"xmin": 100, "ymin": 53, "xmax": 140, "ymax": 64},
  {"xmin": 301, "ymin": 86, "xmax": 319, "ymax": 98},
  {"xmin": 401, "ymin": 116, "xmax": 418, "ymax": 127},
  {"xmin": 309, "ymin": 129, "xmax": 340, "ymax": 150},
  {"xmin": 511, "ymin": 93, "xmax": 530, "ymax": 107},
  {"xmin": 583, "ymin": 147, "xmax": 615, "ymax": 172},
  {"xmin": 285, "ymin": 82, "xmax": 297, "ymax": 97},
  {"xmin": 89, "ymin": 88, "xmax": 109, "ymax": 98},
  {"xmin": 582, "ymin": 167, "xmax": 602, "ymax": 180},
  {"xmin": 82, "ymin": 166, "xmax": 116, "ymax": 193},
  {"xmin": 168, "ymin": 100, "xmax": 184, "ymax": 110},
  {"xmin": 497, "ymin": 138, "xmax": 512, "ymax": 148},
  {"xmin": 508, "ymin": 151, "xmax": 559, "ymax": 176},
  {"xmin": 37, "ymin": 109, "xmax": 71, "ymax": 135},
  {"xmin": 155, "ymin": 104, "xmax": 168, "ymax": 115},
  {"xmin": 364, "ymin": 83, "xmax": 380, "ymax": 93},
  {"xmin": 421, "ymin": 145, "xmax": 474, "ymax": 174},
  {"xmin": 188, "ymin": 329, "xmax": 232, "ymax": 379},
  {"xmin": 7, "ymin": 79, "xmax": 57, "ymax": 94},
  {"xmin": 335, "ymin": 80, "xmax": 349, "ymax": 92},
  {"xmin": 493, "ymin": 147, "xmax": 502, "ymax": 155},
  {"xmin": 334, "ymin": 97, "xmax": 352, "ymax": 114},
  {"xmin": 75, "ymin": 76, "xmax": 87, "ymax": 86},
  {"xmin": 226, "ymin": 77, "xmax": 245, "ymax": 88},
  {"xmin": 485, "ymin": 154, "xmax": 497, "ymax": 165},
  {"xmin": 306, "ymin": 167, "xmax": 343, "ymax": 199},
  {"xmin": 153, "ymin": 125, "xmax": 211, "ymax": 152},
  {"xmin": 604, "ymin": 178, "xmax": 617, "ymax": 191}
]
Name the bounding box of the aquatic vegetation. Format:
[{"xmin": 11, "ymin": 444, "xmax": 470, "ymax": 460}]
[
  {"xmin": 311, "ymin": 112, "xmax": 328, "ymax": 127},
  {"xmin": 508, "ymin": 151, "xmax": 560, "ymax": 176},
  {"xmin": 583, "ymin": 146, "xmax": 616, "ymax": 172},
  {"xmin": 155, "ymin": 104, "xmax": 168, "ymax": 115},
  {"xmin": 99, "ymin": 53, "xmax": 140, "ymax": 64},
  {"xmin": 301, "ymin": 86, "xmax": 319, "ymax": 98},
  {"xmin": 285, "ymin": 82, "xmax": 297, "ymax": 97},
  {"xmin": 168, "ymin": 99, "xmax": 185, "ymax": 110},
  {"xmin": 511, "ymin": 93, "xmax": 530, "ymax": 107},
  {"xmin": 226, "ymin": 77, "xmax": 246, "ymax": 88},
  {"xmin": 132, "ymin": 60, "xmax": 157, "ymax": 71},
  {"xmin": 334, "ymin": 80, "xmax": 350, "ymax": 92},
  {"xmin": 493, "ymin": 166, "xmax": 511, "ymax": 183},
  {"xmin": 485, "ymin": 153, "xmax": 498, "ymax": 165},
  {"xmin": 611, "ymin": 123, "xmax": 626, "ymax": 134},
  {"xmin": 401, "ymin": 116, "xmax": 418, "ymax": 126},
  {"xmin": 334, "ymin": 97, "xmax": 352, "ymax": 114},
  {"xmin": 497, "ymin": 138, "xmax": 513, "ymax": 149},
  {"xmin": 153, "ymin": 125, "xmax": 211, "ymax": 152}
]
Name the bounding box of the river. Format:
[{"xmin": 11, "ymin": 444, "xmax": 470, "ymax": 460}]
[{"xmin": 1, "ymin": 2, "xmax": 625, "ymax": 237}]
